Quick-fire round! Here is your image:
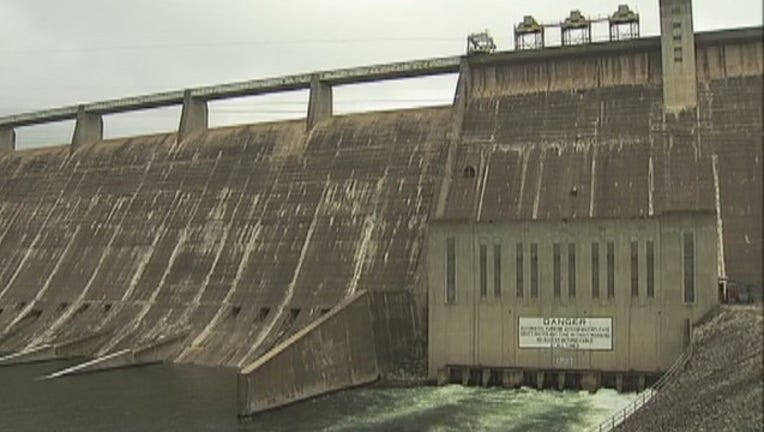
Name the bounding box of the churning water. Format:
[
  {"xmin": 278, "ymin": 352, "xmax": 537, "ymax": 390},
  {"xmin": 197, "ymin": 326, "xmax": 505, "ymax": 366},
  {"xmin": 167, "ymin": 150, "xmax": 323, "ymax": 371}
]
[{"xmin": 0, "ymin": 360, "xmax": 635, "ymax": 431}]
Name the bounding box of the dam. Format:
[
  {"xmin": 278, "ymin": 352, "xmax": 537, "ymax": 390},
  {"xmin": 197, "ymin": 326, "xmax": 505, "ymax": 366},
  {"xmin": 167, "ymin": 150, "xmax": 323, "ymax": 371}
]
[{"xmin": 0, "ymin": 0, "xmax": 761, "ymax": 422}]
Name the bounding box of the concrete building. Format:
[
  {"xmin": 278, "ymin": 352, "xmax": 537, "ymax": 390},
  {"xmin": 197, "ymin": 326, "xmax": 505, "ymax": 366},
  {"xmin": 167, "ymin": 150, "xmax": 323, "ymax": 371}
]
[{"xmin": 427, "ymin": 212, "xmax": 718, "ymax": 390}]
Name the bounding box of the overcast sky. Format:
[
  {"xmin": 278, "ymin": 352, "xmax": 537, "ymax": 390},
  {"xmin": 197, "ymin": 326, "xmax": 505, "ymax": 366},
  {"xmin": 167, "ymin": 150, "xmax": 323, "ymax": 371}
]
[{"xmin": 1, "ymin": 0, "xmax": 761, "ymax": 148}]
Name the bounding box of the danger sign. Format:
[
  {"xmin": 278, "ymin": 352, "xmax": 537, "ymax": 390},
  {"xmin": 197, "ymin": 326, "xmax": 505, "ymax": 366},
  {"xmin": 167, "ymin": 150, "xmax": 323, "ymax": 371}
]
[{"xmin": 519, "ymin": 317, "xmax": 613, "ymax": 350}]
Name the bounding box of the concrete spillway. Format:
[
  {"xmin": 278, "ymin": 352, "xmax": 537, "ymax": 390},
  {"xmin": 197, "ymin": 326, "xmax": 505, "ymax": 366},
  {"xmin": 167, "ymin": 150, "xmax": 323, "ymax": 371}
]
[
  {"xmin": 0, "ymin": 25, "xmax": 761, "ymax": 416},
  {"xmin": 0, "ymin": 108, "xmax": 447, "ymax": 368}
]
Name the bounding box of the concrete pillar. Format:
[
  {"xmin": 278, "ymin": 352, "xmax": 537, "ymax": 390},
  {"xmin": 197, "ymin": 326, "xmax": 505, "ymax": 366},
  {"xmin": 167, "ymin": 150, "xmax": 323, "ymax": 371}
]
[
  {"xmin": 71, "ymin": 105, "xmax": 103, "ymax": 150},
  {"xmin": 659, "ymin": 0, "xmax": 697, "ymax": 113},
  {"xmin": 535, "ymin": 371, "xmax": 545, "ymax": 390},
  {"xmin": 461, "ymin": 367, "xmax": 471, "ymax": 386},
  {"xmin": 178, "ymin": 90, "xmax": 208, "ymax": 142},
  {"xmin": 436, "ymin": 367, "xmax": 450, "ymax": 386},
  {"xmin": 638, "ymin": 375, "xmax": 646, "ymax": 392},
  {"xmin": 616, "ymin": 373, "xmax": 624, "ymax": 392},
  {"xmin": 481, "ymin": 368, "xmax": 491, "ymax": 387},
  {"xmin": 307, "ymin": 74, "xmax": 332, "ymax": 131},
  {"xmin": 0, "ymin": 127, "xmax": 15, "ymax": 152},
  {"xmin": 501, "ymin": 369, "xmax": 524, "ymax": 388},
  {"xmin": 557, "ymin": 372, "xmax": 566, "ymax": 390},
  {"xmin": 581, "ymin": 372, "xmax": 601, "ymax": 393}
]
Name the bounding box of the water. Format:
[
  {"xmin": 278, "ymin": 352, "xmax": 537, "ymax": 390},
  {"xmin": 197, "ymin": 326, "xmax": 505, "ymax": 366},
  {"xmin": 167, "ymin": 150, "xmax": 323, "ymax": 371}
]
[{"xmin": 0, "ymin": 360, "xmax": 635, "ymax": 432}]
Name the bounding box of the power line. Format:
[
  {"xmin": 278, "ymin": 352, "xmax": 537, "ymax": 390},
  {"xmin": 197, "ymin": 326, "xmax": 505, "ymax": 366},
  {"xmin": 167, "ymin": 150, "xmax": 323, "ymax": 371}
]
[{"xmin": 2, "ymin": 37, "xmax": 463, "ymax": 55}]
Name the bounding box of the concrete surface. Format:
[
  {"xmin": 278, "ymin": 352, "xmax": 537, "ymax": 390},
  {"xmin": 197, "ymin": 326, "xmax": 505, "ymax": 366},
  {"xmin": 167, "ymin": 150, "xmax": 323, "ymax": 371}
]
[
  {"xmin": 0, "ymin": 128, "xmax": 13, "ymax": 152},
  {"xmin": 71, "ymin": 105, "xmax": 103, "ymax": 150},
  {"xmin": 178, "ymin": 90, "xmax": 208, "ymax": 142},
  {"xmin": 238, "ymin": 290, "xmax": 379, "ymax": 416},
  {"xmin": 660, "ymin": 0, "xmax": 698, "ymax": 112},
  {"xmin": 427, "ymin": 213, "xmax": 718, "ymax": 381},
  {"xmin": 307, "ymin": 75, "xmax": 333, "ymax": 131}
]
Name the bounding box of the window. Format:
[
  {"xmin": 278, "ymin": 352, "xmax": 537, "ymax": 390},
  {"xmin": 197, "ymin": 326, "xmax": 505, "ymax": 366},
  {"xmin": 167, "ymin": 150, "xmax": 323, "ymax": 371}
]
[
  {"xmin": 568, "ymin": 243, "xmax": 576, "ymax": 298},
  {"xmin": 553, "ymin": 243, "xmax": 561, "ymax": 298},
  {"xmin": 530, "ymin": 243, "xmax": 538, "ymax": 298},
  {"xmin": 607, "ymin": 241, "xmax": 615, "ymax": 298},
  {"xmin": 516, "ymin": 243, "xmax": 524, "ymax": 297},
  {"xmin": 683, "ymin": 232, "xmax": 694, "ymax": 303},
  {"xmin": 631, "ymin": 241, "xmax": 639, "ymax": 297},
  {"xmin": 446, "ymin": 237, "xmax": 456, "ymax": 303},
  {"xmin": 591, "ymin": 242, "xmax": 600, "ymax": 298},
  {"xmin": 494, "ymin": 244, "xmax": 502, "ymax": 298},
  {"xmin": 480, "ymin": 244, "xmax": 488, "ymax": 298},
  {"xmin": 647, "ymin": 240, "xmax": 655, "ymax": 298}
]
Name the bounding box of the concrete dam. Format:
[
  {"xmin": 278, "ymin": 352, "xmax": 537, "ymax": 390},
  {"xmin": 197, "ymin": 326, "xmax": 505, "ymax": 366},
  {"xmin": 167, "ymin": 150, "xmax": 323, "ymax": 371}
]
[{"xmin": 0, "ymin": 1, "xmax": 761, "ymax": 419}]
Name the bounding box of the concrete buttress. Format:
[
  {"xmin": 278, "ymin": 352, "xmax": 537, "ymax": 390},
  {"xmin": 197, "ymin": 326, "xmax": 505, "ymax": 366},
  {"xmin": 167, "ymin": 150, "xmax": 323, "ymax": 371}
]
[
  {"xmin": 0, "ymin": 128, "xmax": 14, "ymax": 152},
  {"xmin": 307, "ymin": 74, "xmax": 332, "ymax": 130},
  {"xmin": 178, "ymin": 90, "xmax": 208, "ymax": 142},
  {"xmin": 71, "ymin": 105, "xmax": 103, "ymax": 150}
]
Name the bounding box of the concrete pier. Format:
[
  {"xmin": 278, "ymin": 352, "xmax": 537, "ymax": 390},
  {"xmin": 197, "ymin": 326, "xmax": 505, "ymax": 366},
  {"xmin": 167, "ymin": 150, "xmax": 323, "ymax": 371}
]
[
  {"xmin": 71, "ymin": 105, "xmax": 102, "ymax": 150},
  {"xmin": 557, "ymin": 372, "xmax": 566, "ymax": 390},
  {"xmin": 616, "ymin": 374, "xmax": 625, "ymax": 392},
  {"xmin": 461, "ymin": 368, "xmax": 471, "ymax": 386},
  {"xmin": 581, "ymin": 372, "xmax": 601, "ymax": 392},
  {"xmin": 0, "ymin": 127, "xmax": 14, "ymax": 152},
  {"xmin": 306, "ymin": 75, "xmax": 332, "ymax": 130},
  {"xmin": 178, "ymin": 90, "xmax": 208, "ymax": 142},
  {"xmin": 501, "ymin": 369, "xmax": 524, "ymax": 388},
  {"xmin": 481, "ymin": 368, "xmax": 491, "ymax": 387},
  {"xmin": 536, "ymin": 371, "xmax": 545, "ymax": 390}
]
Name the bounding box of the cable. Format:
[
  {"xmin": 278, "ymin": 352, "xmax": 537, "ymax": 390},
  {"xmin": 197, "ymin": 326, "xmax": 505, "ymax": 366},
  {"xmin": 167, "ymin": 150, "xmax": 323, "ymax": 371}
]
[{"xmin": 2, "ymin": 37, "xmax": 463, "ymax": 55}]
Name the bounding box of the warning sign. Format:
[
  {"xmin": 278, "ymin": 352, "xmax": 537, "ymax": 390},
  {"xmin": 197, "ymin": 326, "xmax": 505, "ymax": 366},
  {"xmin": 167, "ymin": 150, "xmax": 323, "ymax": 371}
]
[{"xmin": 518, "ymin": 317, "xmax": 612, "ymax": 350}]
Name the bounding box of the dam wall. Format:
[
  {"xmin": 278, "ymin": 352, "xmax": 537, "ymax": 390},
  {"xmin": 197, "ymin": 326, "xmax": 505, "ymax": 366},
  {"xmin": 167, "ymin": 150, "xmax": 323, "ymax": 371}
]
[
  {"xmin": 0, "ymin": 27, "xmax": 759, "ymax": 410},
  {"xmin": 443, "ymin": 29, "xmax": 762, "ymax": 289},
  {"xmin": 0, "ymin": 107, "xmax": 450, "ymax": 368}
]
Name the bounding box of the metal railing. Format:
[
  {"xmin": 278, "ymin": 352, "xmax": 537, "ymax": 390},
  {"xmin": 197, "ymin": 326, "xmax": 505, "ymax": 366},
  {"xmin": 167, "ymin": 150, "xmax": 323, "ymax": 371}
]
[{"xmin": 591, "ymin": 341, "xmax": 695, "ymax": 432}]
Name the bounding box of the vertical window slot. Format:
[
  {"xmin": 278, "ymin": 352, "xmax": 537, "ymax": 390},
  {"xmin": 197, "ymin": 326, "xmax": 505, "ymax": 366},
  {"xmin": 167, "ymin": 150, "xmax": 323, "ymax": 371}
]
[
  {"xmin": 683, "ymin": 232, "xmax": 695, "ymax": 303},
  {"xmin": 479, "ymin": 244, "xmax": 488, "ymax": 299},
  {"xmin": 494, "ymin": 244, "xmax": 502, "ymax": 298},
  {"xmin": 553, "ymin": 243, "xmax": 561, "ymax": 298},
  {"xmin": 530, "ymin": 243, "xmax": 538, "ymax": 298},
  {"xmin": 607, "ymin": 241, "xmax": 615, "ymax": 298},
  {"xmin": 647, "ymin": 240, "xmax": 655, "ymax": 298},
  {"xmin": 568, "ymin": 242, "xmax": 576, "ymax": 298},
  {"xmin": 516, "ymin": 243, "xmax": 524, "ymax": 298},
  {"xmin": 631, "ymin": 241, "xmax": 639, "ymax": 297},
  {"xmin": 591, "ymin": 242, "xmax": 600, "ymax": 298},
  {"xmin": 446, "ymin": 237, "xmax": 456, "ymax": 304}
]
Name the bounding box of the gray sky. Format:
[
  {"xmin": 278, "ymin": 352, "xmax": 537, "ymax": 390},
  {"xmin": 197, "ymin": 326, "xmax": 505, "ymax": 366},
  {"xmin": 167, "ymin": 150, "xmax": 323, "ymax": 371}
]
[{"xmin": 1, "ymin": 0, "xmax": 761, "ymax": 148}]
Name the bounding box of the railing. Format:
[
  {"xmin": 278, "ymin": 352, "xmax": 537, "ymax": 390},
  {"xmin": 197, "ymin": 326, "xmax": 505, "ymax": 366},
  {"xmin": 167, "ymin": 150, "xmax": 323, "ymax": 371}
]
[{"xmin": 591, "ymin": 341, "xmax": 695, "ymax": 432}]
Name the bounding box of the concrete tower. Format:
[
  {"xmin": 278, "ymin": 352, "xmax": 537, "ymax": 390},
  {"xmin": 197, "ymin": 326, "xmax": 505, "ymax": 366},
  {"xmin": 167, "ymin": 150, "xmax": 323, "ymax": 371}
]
[{"xmin": 659, "ymin": 0, "xmax": 698, "ymax": 112}]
